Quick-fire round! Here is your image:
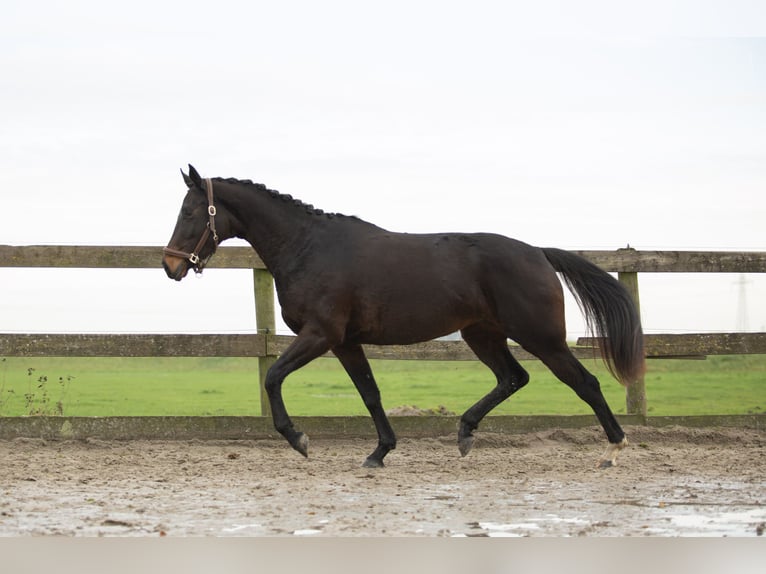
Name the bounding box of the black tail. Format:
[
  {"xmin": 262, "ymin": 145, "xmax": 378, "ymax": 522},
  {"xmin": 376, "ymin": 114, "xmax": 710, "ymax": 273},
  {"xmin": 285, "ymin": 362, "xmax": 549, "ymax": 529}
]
[{"xmin": 542, "ymin": 248, "xmax": 645, "ymax": 385}]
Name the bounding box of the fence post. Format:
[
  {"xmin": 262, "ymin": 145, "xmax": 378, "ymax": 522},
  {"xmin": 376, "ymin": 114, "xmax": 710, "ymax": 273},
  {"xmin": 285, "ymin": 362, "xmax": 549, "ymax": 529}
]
[
  {"xmin": 253, "ymin": 268, "xmax": 277, "ymax": 417},
  {"xmin": 618, "ymin": 268, "xmax": 647, "ymax": 416}
]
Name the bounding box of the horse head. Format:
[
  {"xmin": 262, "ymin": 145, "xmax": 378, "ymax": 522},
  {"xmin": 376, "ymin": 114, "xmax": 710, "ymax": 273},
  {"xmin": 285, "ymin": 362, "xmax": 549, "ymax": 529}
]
[{"xmin": 162, "ymin": 165, "xmax": 223, "ymax": 281}]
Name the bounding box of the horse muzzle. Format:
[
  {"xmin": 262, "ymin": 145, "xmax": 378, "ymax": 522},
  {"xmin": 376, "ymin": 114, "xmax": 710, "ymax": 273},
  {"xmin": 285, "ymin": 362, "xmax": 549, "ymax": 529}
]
[{"xmin": 162, "ymin": 254, "xmax": 189, "ymax": 281}]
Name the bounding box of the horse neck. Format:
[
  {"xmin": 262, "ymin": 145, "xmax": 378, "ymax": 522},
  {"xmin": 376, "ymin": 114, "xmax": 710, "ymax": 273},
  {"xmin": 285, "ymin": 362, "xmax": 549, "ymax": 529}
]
[{"xmin": 218, "ymin": 181, "xmax": 314, "ymax": 272}]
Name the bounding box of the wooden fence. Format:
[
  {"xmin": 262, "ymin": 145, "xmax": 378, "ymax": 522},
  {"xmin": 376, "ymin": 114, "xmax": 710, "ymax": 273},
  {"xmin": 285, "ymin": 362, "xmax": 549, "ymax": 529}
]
[{"xmin": 1, "ymin": 245, "xmax": 765, "ymax": 420}]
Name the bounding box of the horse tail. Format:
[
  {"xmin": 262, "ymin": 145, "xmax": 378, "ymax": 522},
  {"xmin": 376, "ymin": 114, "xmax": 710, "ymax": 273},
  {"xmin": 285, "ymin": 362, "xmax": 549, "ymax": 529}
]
[{"xmin": 542, "ymin": 247, "xmax": 645, "ymax": 385}]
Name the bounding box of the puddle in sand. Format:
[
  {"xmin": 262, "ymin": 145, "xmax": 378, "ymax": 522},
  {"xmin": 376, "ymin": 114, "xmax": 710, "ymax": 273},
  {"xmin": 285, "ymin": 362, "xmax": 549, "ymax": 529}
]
[
  {"xmin": 479, "ymin": 522, "xmax": 539, "ymax": 537},
  {"xmin": 482, "ymin": 516, "xmax": 592, "ymax": 537},
  {"xmin": 651, "ymin": 508, "xmax": 766, "ymax": 537},
  {"xmin": 456, "ymin": 516, "xmax": 590, "ymax": 537},
  {"xmin": 293, "ymin": 528, "xmax": 323, "ymax": 536},
  {"xmin": 221, "ymin": 524, "xmax": 264, "ymax": 535},
  {"xmin": 457, "ymin": 507, "xmax": 766, "ymax": 537}
]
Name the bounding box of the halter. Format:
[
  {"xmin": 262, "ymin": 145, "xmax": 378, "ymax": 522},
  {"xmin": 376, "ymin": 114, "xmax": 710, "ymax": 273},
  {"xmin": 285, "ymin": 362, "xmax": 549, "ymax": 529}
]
[{"xmin": 163, "ymin": 178, "xmax": 219, "ymax": 273}]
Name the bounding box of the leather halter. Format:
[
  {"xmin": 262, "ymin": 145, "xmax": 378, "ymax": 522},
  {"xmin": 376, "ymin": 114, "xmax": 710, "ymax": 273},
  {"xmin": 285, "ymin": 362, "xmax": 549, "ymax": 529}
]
[{"xmin": 163, "ymin": 178, "xmax": 218, "ymax": 273}]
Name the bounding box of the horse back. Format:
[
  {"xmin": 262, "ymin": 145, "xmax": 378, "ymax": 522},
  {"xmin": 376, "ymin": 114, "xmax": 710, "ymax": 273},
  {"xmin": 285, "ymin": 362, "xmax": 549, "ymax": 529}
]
[{"xmin": 289, "ymin": 229, "xmax": 558, "ymax": 345}]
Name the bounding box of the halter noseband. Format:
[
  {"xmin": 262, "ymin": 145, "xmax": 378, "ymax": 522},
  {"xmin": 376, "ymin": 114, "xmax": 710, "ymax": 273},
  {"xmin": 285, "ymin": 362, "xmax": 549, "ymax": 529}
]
[{"xmin": 163, "ymin": 178, "xmax": 219, "ymax": 273}]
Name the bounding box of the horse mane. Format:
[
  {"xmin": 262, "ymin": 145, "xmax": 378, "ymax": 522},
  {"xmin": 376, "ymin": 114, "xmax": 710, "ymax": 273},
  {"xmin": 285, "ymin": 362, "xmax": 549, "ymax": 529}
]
[{"xmin": 213, "ymin": 177, "xmax": 357, "ymax": 221}]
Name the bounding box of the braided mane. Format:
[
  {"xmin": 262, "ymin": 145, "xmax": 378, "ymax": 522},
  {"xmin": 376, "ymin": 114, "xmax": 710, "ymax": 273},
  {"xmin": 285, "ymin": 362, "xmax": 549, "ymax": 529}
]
[{"xmin": 213, "ymin": 177, "xmax": 355, "ymax": 220}]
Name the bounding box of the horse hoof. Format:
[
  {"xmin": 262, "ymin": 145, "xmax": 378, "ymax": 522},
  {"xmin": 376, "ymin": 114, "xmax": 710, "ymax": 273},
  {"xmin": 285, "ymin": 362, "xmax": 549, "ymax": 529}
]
[
  {"xmin": 458, "ymin": 435, "xmax": 475, "ymax": 457},
  {"xmin": 292, "ymin": 432, "xmax": 309, "ymax": 458},
  {"xmin": 362, "ymin": 457, "xmax": 384, "ymax": 468},
  {"xmin": 597, "ymin": 438, "xmax": 628, "ymax": 468}
]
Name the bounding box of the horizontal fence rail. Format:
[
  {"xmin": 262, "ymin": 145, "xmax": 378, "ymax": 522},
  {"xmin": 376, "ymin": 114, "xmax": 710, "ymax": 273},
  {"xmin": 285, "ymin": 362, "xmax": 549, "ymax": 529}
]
[
  {"xmin": 2, "ymin": 244, "xmax": 765, "ymax": 424},
  {"xmin": 2, "ymin": 333, "xmax": 765, "ymax": 360},
  {"xmin": 0, "ymin": 245, "xmax": 265, "ymax": 269},
  {"xmin": 3, "ymin": 244, "xmax": 766, "ymax": 272}
]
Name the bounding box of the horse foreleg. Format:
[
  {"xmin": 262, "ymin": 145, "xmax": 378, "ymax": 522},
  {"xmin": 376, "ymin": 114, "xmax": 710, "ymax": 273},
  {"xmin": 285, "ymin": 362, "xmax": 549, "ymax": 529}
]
[
  {"xmin": 459, "ymin": 325, "xmax": 530, "ymax": 457},
  {"xmin": 333, "ymin": 344, "xmax": 396, "ymax": 468},
  {"xmin": 264, "ymin": 328, "xmax": 331, "ymax": 458}
]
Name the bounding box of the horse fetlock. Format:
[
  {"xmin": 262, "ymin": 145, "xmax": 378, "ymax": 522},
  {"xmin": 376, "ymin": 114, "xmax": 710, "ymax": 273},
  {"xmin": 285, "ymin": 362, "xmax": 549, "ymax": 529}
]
[
  {"xmin": 363, "ymin": 441, "xmax": 395, "ymax": 468},
  {"xmin": 597, "ymin": 437, "xmax": 628, "ymax": 468},
  {"xmin": 457, "ymin": 419, "xmax": 477, "ymax": 457},
  {"xmin": 381, "ymin": 439, "xmax": 397, "ymax": 452}
]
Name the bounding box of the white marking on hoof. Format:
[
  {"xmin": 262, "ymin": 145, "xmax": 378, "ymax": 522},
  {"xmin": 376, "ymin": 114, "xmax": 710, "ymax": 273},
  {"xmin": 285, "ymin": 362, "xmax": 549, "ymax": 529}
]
[{"xmin": 597, "ymin": 438, "xmax": 628, "ymax": 468}]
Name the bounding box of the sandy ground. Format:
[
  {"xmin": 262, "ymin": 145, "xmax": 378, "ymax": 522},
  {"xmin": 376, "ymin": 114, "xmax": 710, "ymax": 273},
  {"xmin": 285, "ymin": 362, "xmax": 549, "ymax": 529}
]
[{"xmin": 1, "ymin": 425, "xmax": 764, "ymax": 537}]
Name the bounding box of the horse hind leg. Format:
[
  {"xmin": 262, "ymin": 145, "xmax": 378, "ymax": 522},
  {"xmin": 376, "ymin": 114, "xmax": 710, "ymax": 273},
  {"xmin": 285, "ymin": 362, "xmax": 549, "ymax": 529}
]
[
  {"xmin": 531, "ymin": 343, "xmax": 628, "ymax": 468},
  {"xmin": 598, "ymin": 437, "xmax": 629, "ymax": 468},
  {"xmin": 458, "ymin": 324, "xmax": 530, "ymax": 457}
]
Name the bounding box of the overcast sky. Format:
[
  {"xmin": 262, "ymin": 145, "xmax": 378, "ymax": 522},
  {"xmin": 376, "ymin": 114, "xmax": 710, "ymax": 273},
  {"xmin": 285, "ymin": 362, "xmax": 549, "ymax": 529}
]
[{"xmin": 1, "ymin": 1, "xmax": 765, "ymax": 337}]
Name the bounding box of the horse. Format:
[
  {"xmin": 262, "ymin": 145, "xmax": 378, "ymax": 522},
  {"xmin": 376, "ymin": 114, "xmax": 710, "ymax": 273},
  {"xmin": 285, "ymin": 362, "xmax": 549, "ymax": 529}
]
[{"xmin": 163, "ymin": 165, "xmax": 645, "ymax": 468}]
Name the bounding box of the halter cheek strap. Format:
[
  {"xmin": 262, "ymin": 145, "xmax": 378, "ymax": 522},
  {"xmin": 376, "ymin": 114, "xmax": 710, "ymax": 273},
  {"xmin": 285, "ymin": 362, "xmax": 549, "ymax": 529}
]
[{"xmin": 163, "ymin": 178, "xmax": 219, "ymax": 272}]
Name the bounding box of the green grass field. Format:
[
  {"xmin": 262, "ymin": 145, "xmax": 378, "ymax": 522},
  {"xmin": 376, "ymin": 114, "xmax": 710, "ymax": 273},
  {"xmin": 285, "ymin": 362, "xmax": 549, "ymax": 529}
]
[{"xmin": 0, "ymin": 354, "xmax": 764, "ymax": 417}]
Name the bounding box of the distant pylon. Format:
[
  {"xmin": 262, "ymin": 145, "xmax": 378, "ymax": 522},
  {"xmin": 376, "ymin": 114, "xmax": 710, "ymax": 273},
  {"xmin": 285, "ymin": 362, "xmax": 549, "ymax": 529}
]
[{"xmin": 735, "ymin": 273, "xmax": 751, "ymax": 331}]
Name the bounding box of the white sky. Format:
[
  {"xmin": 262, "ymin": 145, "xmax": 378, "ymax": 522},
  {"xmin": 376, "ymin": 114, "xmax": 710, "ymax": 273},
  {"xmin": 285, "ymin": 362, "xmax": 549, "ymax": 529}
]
[{"xmin": 1, "ymin": 0, "xmax": 765, "ymax": 338}]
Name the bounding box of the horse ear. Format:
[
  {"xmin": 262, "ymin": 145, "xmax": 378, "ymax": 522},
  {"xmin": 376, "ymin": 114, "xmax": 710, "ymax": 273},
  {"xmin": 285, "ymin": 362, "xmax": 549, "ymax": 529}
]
[
  {"xmin": 187, "ymin": 164, "xmax": 203, "ymax": 188},
  {"xmin": 181, "ymin": 168, "xmax": 193, "ymax": 188}
]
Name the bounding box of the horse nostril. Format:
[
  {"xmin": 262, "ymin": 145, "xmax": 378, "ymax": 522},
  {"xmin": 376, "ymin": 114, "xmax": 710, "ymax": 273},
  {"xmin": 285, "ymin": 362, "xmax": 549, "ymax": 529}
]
[
  {"xmin": 162, "ymin": 255, "xmax": 187, "ymax": 281},
  {"xmin": 162, "ymin": 258, "xmax": 176, "ymax": 279}
]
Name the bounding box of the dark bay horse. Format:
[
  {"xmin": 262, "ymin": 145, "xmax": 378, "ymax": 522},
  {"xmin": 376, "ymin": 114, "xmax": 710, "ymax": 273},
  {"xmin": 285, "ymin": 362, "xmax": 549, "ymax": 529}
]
[{"xmin": 163, "ymin": 165, "xmax": 645, "ymax": 468}]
